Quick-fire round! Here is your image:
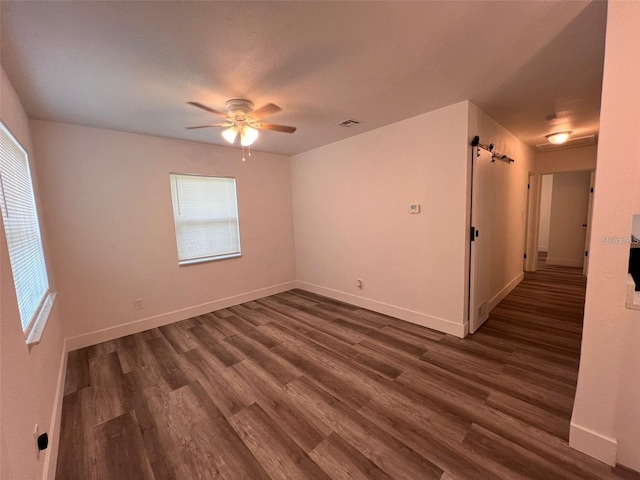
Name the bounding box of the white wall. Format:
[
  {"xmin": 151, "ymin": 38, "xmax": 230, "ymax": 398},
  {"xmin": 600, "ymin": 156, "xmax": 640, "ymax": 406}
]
[
  {"xmin": 547, "ymin": 171, "xmax": 591, "ymax": 267},
  {"xmin": 291, "ymin": 101, "xmax": 470, "ymax": 336},
  {"xmin": 0, "ymin": 68, "xmax": 66, "ymax": 480},
  {"xmin": 30, "ymin": 120, "xmax": 297, "ymax": 347},
  {"xmin": 538, "ymin": 175, "xmax": 553, "ymax": 251},
  {"xmin": 467, "ymin": 103, "xmax": 535, "ymax": 311},
  {"xmin": 570, "ymin": 1, "xmax": 640, "ymax": 471},
  {"xmin": 535, "ymin": 145, "xmax": 597, "ymax": 175},
  {"xmin": 291, "ymin": 100, "xmax": 533, "ymax": 337}
]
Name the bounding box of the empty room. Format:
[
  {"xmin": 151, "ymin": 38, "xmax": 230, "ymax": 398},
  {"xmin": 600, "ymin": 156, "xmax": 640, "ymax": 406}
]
[{"xmin": 1, "ymin": 1, "xmax": 639, "ymax": 479}]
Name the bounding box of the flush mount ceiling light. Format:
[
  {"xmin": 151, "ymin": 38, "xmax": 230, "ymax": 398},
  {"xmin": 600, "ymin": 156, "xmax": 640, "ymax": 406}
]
[
  {"xmin": 546, "ymin": 131, "xmax": 572, "ymax": 145},
  {"xmin": 185, "ymin": 99, "xmax": 297, "ymax": 160}
]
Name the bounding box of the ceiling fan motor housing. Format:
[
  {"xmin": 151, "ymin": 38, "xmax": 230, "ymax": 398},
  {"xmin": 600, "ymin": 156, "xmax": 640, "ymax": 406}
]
[{"xmin": 225, "ymin": 99, "xmax": 254, "ymax": 117}]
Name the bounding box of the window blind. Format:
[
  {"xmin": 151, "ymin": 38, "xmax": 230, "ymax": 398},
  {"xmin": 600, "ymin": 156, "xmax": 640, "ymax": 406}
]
[
  {"xmin": 0, "ymin": 121, "xmax": 50, "ymax": 333},
  {"xmin": 170, "ymin": 174, "xmax": 241, "ymax": 264}
]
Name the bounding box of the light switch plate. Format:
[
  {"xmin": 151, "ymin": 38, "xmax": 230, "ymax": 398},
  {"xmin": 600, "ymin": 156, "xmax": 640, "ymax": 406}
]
[{"xmin": 409, "ymin": 204, "xmax": 421, "ymax": 214}]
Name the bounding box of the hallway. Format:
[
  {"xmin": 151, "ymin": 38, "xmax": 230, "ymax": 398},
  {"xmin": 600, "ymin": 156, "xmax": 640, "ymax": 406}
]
[{"xmin": 469, "ymin": 253, "xmax": 586, "ymax": 441}]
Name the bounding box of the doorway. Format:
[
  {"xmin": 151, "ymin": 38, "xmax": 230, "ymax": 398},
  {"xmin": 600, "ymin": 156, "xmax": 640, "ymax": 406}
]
[{"xmin": 537, "ymin": 171, "xmax": 592, "ymax": 272}]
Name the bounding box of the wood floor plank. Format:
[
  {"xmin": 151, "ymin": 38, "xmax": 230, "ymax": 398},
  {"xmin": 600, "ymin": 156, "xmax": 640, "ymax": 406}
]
[
  {"xmin": 186, "ymin": 381, "xmax": 272, "ymax": 480},
  {"xmin": 505, "ymin": 350, "xmax": 578, "ymax": 386},
  {"xmin": 230, "ymin": 402, "xmax": 332, "ymax": 480},
  {"xmin": 257, "ymin": 320, "xmax": 308, "ymax": 347},
  {"xmin": 396, "ymin": 369, "xmax": 617, "ymax": 479},
  {"xmin": 362, "ymin": 340, "xmax": 492, "ymax": 402},
  {"xmin": 257, "ymin": 297, "xmax": 364, "ymax": 345},
  {"xmin": 461, "ymin": 423, "xmax": 584, "ymax": 480},
  {"xmin": 233, "ymin": 360, "xmax": 331, "ymax": 451},
  {"xmin": 227, "ymin": 304, "xmax": 271, "ymax": 326},
  {"xmin": 304, "ymin": 327, "xmax": 404, "ymax": 380},
  {"xmin": 358, "ymin": 398, "xmax": 513, "ymax": 480},
  {"xmin": 89, "ymin": 351, "xmax": 130, "ymax": 425},
  {"xmin": 190, "ymin": 315, "xmax": 229, "ymax": 343},
  {"xmin": 148, "ymin": 382, "xmax": 270, "ymax": 480},
  {"xmin": 285, "ymin": 376, "xmax": 444, "ymax": 480},
  {"xmin": 117, "ymin": 337, "xmax": 170, "ymax": 392},
  {"xmin": 126, "ymin": 387, "xmax": 175, "ymax": 480},
  {"xmin": 56, "ymin": 388, "xmax": 97, "ymax": 480},
  {"xmin": 145, "ymin": 336, "xmax": 192, "ymax": 391},
  {"xmin": 63, "ymin": 348, "xmax": 90, "ymax": 395},
  {"xmin": 271, "ymin": 341, "xmax": 375, "ymax": 410},
  {"xmin": 485, "ymin": 390, "xmax": 570, "ymax": 440},
  {"xmin": 309, "ymin": 432, "xmax": 395, "ymax": 480},
  {"xmin": 225, "ymin": 333, "xmax": 303, "ymax": 386},
  {"xmin": 94, "ymin": 410, "xmax": 156, "ymax": 480},
  {"xmin": 158, "ymin": 322, "xmax": 199, "ymax": 354},
  {"xmin": 181, "ymin": 348, "xmax": 255, "ymax": 417}
]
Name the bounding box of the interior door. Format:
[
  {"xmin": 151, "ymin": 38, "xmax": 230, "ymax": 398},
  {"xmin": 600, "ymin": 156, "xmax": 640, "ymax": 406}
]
[
  {"xmin": 469, "ymin": 147, "xmax": 493, "ymax": 334},
  {"xmin": 523, "ymin": 173, "xmax": 534, "ymax": 270}
]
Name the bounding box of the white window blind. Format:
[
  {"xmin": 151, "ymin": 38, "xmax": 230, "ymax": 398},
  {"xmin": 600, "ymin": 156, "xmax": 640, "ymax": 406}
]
[
  {"xmin": 170, "ymin": 174, "xmax": 241, "ymax": 265},
  {"xmin": 0, "ymin": 121, "xmax": 50, "ymax": 335}
]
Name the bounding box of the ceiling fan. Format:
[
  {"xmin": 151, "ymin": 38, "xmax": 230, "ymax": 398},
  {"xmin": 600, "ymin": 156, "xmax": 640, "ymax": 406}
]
[{"xmin": 186, "ymin": 99, "xmax": 297, "ymax": 148}]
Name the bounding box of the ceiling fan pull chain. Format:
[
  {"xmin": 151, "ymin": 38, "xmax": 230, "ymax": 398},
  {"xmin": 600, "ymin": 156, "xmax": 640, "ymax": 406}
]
[
  {"xmin": 242, "ymin": 144, "xmax": 246, "ymax": 162},
  {"xmin": 248, "ymin": 145, "xmax": 252, "ymax": 157}
]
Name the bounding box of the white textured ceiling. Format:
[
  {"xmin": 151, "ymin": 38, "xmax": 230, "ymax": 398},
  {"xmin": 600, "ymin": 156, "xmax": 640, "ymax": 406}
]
[{"xmin": 0, "ymin": 1, "xmax": 606, "ymax": 156}]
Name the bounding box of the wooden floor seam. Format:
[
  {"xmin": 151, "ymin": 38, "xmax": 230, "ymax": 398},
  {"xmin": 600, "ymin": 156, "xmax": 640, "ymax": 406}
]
[{"xmin": 56, "ymin": 256, "xmax": 640, "ymax": 480}]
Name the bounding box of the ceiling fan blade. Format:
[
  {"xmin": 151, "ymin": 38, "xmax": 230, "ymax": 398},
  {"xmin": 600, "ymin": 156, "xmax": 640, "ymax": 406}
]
[
  {"xmin": 187, "ymin": 101, "xmax": 227, "ymax": 117},
  {"xmin": 251, "ymin": 103, "xmax": 282, "ymax": 120},
  {"xmin": 257, "ymin": 122, "xmax": 297, "ymax": 133},
  {"xmin": 185, "ymin": 123, "xmax": 229, "ymax": 129}
]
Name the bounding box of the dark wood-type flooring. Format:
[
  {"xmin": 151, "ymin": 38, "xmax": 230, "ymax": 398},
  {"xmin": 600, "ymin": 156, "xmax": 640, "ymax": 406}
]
[{"xmin": 57, "ymin": 256, "xmax": 640, "ymax": 479}]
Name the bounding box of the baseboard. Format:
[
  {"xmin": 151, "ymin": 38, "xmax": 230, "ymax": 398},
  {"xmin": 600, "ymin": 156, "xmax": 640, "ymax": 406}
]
[
  {"xmin": 489, "ymin": 272, "xmax": 525, "ymax": 311},
  {"xmin": 546, "ymin": 257, "xmax": 584, "ymax": 267},
  {"xmin": 296, "ymin": 281, "xmax": 466, "ymax": 338},
  {"xmin": 65, "ymin": 281, "xmax": 296, "ymax": 351},
  {"xmin": 43, "ymin": 338, "xmax": 68, "ymax": 480},
  {"xmin": 569, "ymin": 421, "xmax": 618, "ymax": 466}
]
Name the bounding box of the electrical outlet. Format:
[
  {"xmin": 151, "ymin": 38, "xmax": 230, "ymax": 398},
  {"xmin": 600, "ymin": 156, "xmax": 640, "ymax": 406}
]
[{"xmin": 134, "ymin": 298, "xmax": 143, "ymax": 310}]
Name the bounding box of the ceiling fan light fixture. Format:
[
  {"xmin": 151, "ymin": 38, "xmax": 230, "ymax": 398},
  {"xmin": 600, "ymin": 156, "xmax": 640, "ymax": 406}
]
[
  {"xmin": 240, "ymin": 126, "xmax": 259, "ymax": 146},
  {"xmin": 546, "ymin": 131, "xmax": 572, "ymax": 145},
  {"xmin": 221, "ymin": 125, "xmax": 239, "ymax": 143}
]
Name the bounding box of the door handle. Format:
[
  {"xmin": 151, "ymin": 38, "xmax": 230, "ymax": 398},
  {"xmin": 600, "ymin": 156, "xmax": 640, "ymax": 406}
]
[{"xmin": 582, "ymin": 224, "xmax": 588, "ymax": 227}]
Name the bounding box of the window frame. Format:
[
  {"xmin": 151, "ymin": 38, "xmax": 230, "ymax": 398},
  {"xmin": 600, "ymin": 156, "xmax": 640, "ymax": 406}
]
[
  {"xmin": 169, "ymin": 172, "xmax": 242, "ymax": 266},
  {"xmin": 0, "ymin": 119, "xmax": 55, "ymax": 345}
]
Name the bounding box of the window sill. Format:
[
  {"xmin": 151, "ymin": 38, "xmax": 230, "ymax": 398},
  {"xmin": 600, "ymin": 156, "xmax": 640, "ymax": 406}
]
[
  {"xmin": 26, "ymin": 291, "xmax": 57, "ymax": 346},
  {"xmin": 179, "ymin": 253, "xmax": 241, "ymax": 266},
  {"xmin": 625, "ymin": 275, "xmax": 640, "ymax": 311}
]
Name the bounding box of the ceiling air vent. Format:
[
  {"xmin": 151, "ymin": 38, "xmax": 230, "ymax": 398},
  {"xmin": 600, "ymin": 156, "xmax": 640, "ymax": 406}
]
[
  {"xmin": 536, "ymin": 135, "xmax": 596, "ymax": 152},
  {"xmin": 338, "ymin": 118, "xmax": 362, "ymax": 127}
]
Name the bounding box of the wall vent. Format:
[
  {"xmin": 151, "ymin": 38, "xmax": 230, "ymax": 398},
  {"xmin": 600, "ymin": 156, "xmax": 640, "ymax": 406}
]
[
  {"xmin": 536, "ymin": 135, "xmax": 596, "ymax": 152},
  {"xmin": 338, "ymin": 118, "xmax": 362, "ymax": 127}
]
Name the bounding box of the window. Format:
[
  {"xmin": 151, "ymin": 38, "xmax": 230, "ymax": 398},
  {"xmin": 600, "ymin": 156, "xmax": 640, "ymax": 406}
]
[
  {"xmin": 0, "ymin": 120, "xmax": 54, "ymax": 344},
  {"xmin": 170, "ymin": 173, "xmax": 241, "ymax": 265}
]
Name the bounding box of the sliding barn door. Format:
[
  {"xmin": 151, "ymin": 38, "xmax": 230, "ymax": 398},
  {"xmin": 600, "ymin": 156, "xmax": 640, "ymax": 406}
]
[{"xmin": 469, "ymin": 147, "xmax": 493, "ymax": 334}]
